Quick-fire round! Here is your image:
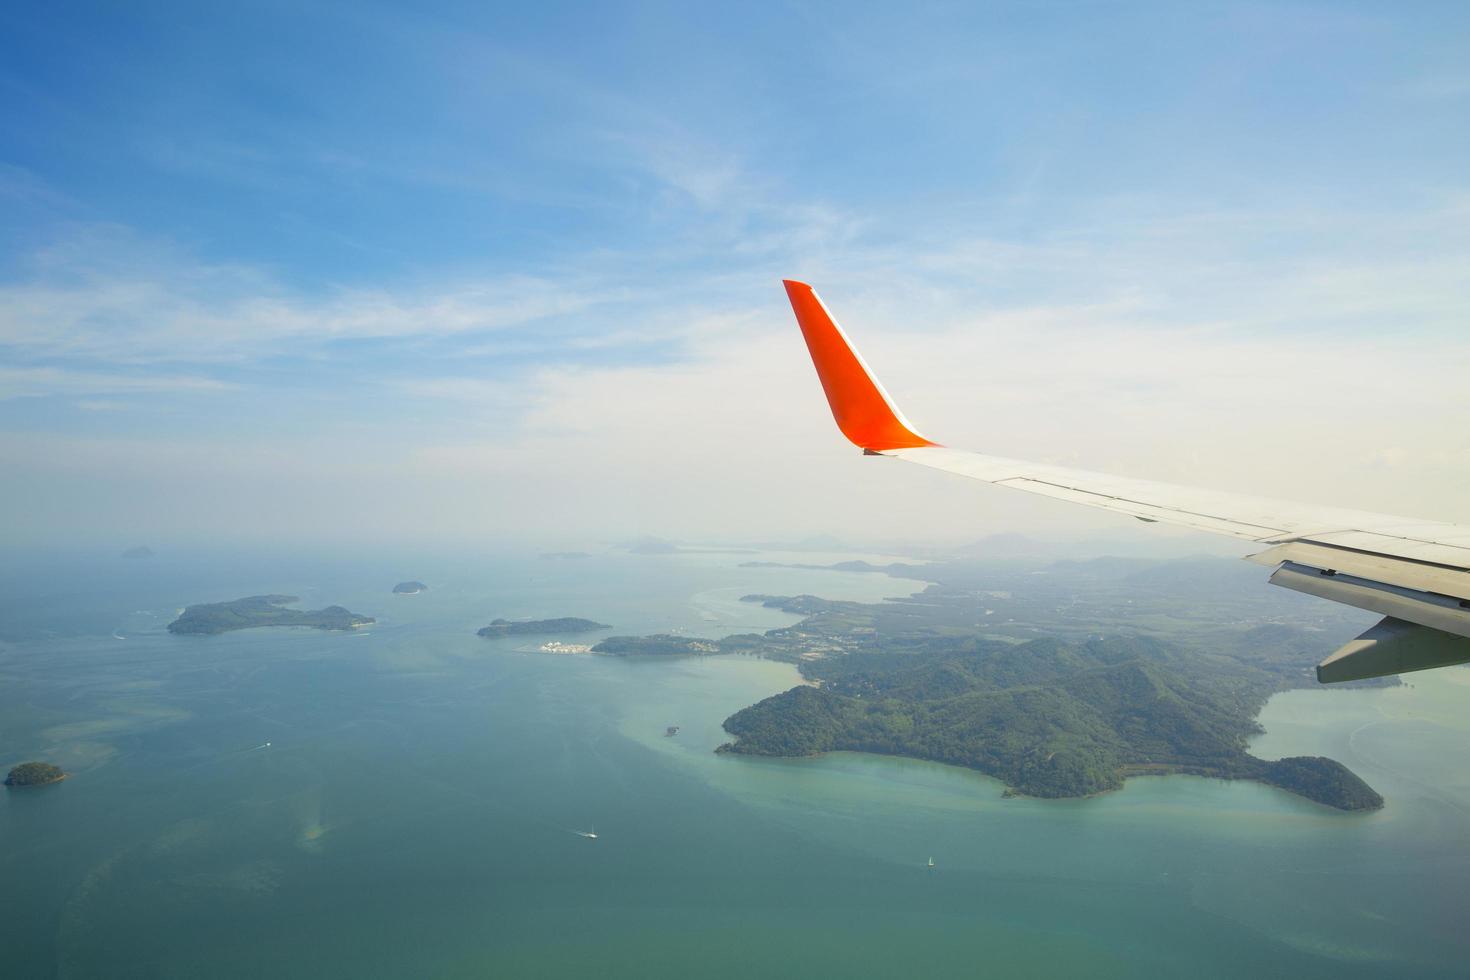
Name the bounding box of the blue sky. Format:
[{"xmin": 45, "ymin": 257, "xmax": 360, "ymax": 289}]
[{"xmin": 3, "ymin": 1, "xmax": 1468, "ymax": 547}]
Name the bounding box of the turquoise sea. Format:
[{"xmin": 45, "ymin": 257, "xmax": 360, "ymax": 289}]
[{"xmin": 1, "ymin": 548, "xmax": 1466, "ymax": 979}]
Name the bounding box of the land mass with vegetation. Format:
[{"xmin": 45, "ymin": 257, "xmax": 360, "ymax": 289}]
[
  {"xmin": 6, "ymin": 762, "xmax": 66, "ymax": 787},
  {"xmin": 168, "ymin": 595, "xmax": 375, "ymax": 635},
  {"xmin": 477, "ymin": 617, "xmax": 610, "ymax": 638},
  {"xmin": 393, "ymin": 581, "xmax": 428, "ymax": 594},
  {"xmin": 609, "ymin": 555, "xmax": 1387, "ymax": 811},
  {"xmin": 591, "ymin": 634, "xmax": 728, "ymax": 656}
]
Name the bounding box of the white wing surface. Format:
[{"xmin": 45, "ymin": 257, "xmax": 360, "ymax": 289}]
[{"xmin": 783, "ymin": 279, "xmax": 1470, "ymax": 683}]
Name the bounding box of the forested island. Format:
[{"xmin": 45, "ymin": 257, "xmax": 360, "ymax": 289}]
[
  {"xmin": 393, "ymin": 581, "xmax": 428, "ymax": 594},
  {"xmin": 602, "ymin": 556, "xmax": 1388, "ymax": 811},
  {"xmin": 718, "ymin": 649, "xmax": 1381, "ymax": 810},
  {"xmin": 168, "ymin": 596, "xmax": 375, "ymax": 635},
  {"xmin": 477, "ymin": 617, "xmax": 610, "ymax": 638},
  {"xmin": 6, "ymin": 762, "xmax": 66, "ymax": 787},
  {"xmin": 592, "ymin": 634, "xmax": 726, "ymax": 656}
]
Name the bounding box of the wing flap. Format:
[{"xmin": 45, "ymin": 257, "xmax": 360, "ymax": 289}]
[
  {"xmin": 1300, "ymin": 529, "xmax": 1470, "ymax": 570},
  {"xmin": 1248, "ymin": 540, "xmax": 1470, "ymax": 602},
  {"xmin": 1268, "ymin": 561, "xmax": 1470, "ymax": 639},
  {"xmin": 1317, "ymin": 617, "xmax": 1470, "ymax": 683}
]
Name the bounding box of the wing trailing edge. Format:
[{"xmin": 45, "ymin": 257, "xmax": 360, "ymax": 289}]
[{"xmin": 783, "ymin": 280, "xmax": 1470, "ymax": 683}]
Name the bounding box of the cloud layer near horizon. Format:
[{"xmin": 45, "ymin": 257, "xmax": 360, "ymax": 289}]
[{"xmin": 3, "ymin": 3, "xmax": 1467, "ymax": 550}]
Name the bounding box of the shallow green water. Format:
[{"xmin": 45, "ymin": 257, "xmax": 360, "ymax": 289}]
[{"xmin": 1, "ymin": 549, "xmax": 1465, "ymax": 978}]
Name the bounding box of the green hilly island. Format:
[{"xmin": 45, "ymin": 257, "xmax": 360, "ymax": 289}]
[
  {"xmin": 592, "ymin": 634, "xmax": 722, "ymax": 655},
  {"xmin": 477, "ymin": 617, "xmax": 610, "ymax": 638},
  {"xmin": 719, "ymin": 637, "xmax": 1380, "ymax": 809},
  {"xmin": 5, "ymin": 761, "xmax": 66, "ymax": 787},
  {"xmin": 168, "ymin": 595, "xmax": 375, "ymax": 635}
]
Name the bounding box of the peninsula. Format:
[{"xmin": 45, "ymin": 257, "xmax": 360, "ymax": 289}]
[
  {"xmin": 168, "ymin": 595, "xmax": 375, "ymax": 635},
  {"xmin": 393, "ymin": 581, "xmax": 428, "ymax": 594},
  {"xmin": 602, "ymin": 555, "xmax": 1387, "ymax": 811},
  {"xmin": 6, "ymin": 762, "xmax": 66, "ymax": 787},
  {"xmin": 477, "ymin": 617, "xmax": 610, "ymax": 638}
]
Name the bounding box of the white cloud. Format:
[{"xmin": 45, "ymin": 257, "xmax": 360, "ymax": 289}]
[
  {"xmin": 0, "ymin": 228, "xmax": 618, "ymax": 363},
  {"xmin": 3, "ymin": 191, "xmax": 1469, "ymax": 547}
]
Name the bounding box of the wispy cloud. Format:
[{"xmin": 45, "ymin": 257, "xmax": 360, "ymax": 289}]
[
  {"xmin": 0, "ymin": 229, "xmax": 620, "ymax": 363},
  {"xmin": 0, "ymin": 366, "xmax": 237, "ymax": 401}
]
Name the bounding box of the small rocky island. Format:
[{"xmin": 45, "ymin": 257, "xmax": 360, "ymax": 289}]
[
  {"xmin": 393, "ymin": 581, "xmax": 428, "ymax": 595},
  {"xmin": 6, "ymin": 762, "xmax": 66, "ymax": 787},
  {"xmin": 477, "ymin": 617, "xmax": 610, "ymax": 638},
  {"xmin": 168, "ymin": 595, "xmax": 375, "ymax": 635},
  {"xmin": 121, "ymin": 545, "xmax": 154, "ymax": 559}
]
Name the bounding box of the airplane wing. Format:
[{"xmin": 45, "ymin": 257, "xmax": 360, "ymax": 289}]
[{"xmin": 783, "ymin": 279, "xmax": 1470, "ymax": 683}]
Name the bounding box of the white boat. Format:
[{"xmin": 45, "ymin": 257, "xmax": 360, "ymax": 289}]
[
  {"xmin": 927, "ymin": 857, "xmax": 935, "ymax": 869},
  {"xmin": 576, "ymin": 825, "xmax": 598, "ymax": 840}
]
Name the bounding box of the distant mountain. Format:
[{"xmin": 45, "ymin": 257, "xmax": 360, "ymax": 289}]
[
  {"xmin": 121, "ymin": 545, "xmax": 154, "ymax": 559},
  {"xmin": 947, "ymin": 533, "xmax": 1044, "ymax": 558}
]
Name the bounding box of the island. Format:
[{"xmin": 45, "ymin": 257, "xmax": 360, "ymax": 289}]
[
  {"xmin": 121, "ymin": 545, "xmax": 154, "ymax": 559},
  {"xmin": 477, "ymin": 617, "xmax": 610, "ymax": 638},
  {"xmin": 167, "ymin": 595, "xmax": 375, "ymax": 635},
  {"xmin": 6, "ymin": 762, "xmax": 66, "ymax": 787},
  {"xmin": 718, "ymin": 660, "xmax": 1382, "ymax": 810},
  {"xmin": 602, "ymin": 554, "xmax": 1388, "ymax": 811},
  {"xmin": 393, "ymin": 581, "xmax": 428, "ymax": 595},
  {"xmin": 591, "ymin": 634, "xmax": 724, "ymax": 656}
]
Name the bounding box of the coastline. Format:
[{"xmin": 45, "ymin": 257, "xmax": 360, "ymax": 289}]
[{"xmin": 5, "ymin": 773, "xmax": 66, "ymax": 788}]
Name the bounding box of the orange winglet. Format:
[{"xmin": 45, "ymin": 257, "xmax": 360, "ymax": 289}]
[{"xmin": 783, "ymin": 280, "xmax": 937, "ymax": 452}]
